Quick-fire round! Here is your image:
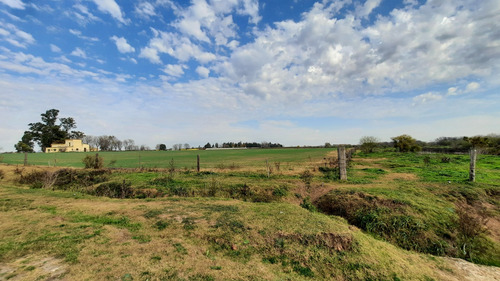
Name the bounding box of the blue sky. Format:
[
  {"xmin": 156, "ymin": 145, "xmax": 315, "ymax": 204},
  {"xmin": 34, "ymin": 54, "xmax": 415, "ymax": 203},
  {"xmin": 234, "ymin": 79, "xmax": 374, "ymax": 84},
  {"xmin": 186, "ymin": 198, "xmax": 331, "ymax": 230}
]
[{"xmin": 0, "ymin": 0, "xmax": 499, "ymax": 151}]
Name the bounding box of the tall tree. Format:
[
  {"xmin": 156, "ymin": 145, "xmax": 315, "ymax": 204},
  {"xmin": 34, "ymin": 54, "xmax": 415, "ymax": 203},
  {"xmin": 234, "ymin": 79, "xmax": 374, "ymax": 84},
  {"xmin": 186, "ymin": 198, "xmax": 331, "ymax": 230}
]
[{"xmin": 16, "ymin": 109, "xmax": 84, "ymax": 152}]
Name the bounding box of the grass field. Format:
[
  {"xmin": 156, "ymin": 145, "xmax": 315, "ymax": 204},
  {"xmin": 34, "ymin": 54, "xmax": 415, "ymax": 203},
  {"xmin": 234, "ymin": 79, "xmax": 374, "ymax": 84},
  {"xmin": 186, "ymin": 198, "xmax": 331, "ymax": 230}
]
[
  {"xmin": 0, "ymin": 148, "xmax": 499, "ymax": 280},
  {"xmin": 0, "ymin": 148, "xmax": 335, "ymax": 170}
]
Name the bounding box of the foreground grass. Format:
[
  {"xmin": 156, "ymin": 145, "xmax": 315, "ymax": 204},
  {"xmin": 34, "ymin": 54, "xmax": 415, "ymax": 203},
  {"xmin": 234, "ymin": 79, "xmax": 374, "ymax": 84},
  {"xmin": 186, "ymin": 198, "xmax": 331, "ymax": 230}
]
[{"xmin": 0, "ymin": 181, "xmax": 461, "ymax": 280}]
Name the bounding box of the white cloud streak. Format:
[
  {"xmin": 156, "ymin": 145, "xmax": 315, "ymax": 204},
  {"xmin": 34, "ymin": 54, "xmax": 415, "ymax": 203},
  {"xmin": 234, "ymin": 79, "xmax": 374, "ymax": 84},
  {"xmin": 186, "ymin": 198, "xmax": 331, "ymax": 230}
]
[
  {"xmin": 0, "ymin": 0, "xmax": 25, "ymax": 9},
  {"xmin": 91, "ymin": 0, "xmax": 128, "ymax": 24},
  {"xmin": 110, "ymin": 36, "xmax": 135, "ymax": 53}
]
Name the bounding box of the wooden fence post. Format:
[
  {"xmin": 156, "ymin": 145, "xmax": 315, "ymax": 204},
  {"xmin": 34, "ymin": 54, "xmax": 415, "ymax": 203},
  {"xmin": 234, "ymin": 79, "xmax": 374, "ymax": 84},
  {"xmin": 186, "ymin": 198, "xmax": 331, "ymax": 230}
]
[
  {"xmin": 469, "ymin": 149, "xmax": 477, "ymax": 182},
  {"xmin": 338, "ymin": 146, "xmax": 347, "ymax": 181},
  {"xmin": 197, "ymin": 154, "xmax": 200, "ymax": 172}
]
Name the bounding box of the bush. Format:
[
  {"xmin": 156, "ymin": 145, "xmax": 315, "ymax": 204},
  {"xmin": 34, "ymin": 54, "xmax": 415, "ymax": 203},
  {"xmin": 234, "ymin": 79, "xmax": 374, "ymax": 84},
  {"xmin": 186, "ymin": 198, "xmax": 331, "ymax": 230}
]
[
  {"xmin": 272, "ymin": 185, "xmax": 289, "ymax": 197},
  {"xmin": 94, "ymin": 181, "xmax": 134, "ymax": 198},
  {"xmin": 359, "ymin": 136, "xmax": 379, "ymax": 153},
  {"xmin": 82, "ymin": 154, "xmax": 104, "ymax": 169},
  {"xmin": 300, "ymin": 170, "xmax": 314, "ymax": 185},
  {"xmin": 391, "ymin": 134, "xmax": 421, "ymax": 152}
]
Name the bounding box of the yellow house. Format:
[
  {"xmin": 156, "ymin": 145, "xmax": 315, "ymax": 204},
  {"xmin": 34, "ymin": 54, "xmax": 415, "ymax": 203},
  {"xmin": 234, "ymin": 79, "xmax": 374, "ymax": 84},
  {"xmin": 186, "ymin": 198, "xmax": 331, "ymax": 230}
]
[{"xmin": 46, "ymin": 139, "xmax": 93, "ymax": 153}]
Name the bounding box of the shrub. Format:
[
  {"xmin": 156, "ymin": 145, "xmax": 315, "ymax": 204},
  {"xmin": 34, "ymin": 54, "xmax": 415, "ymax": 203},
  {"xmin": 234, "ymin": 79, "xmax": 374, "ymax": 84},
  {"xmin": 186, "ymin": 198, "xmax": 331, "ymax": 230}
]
[
  {"xmin": 300, "ymin": 170, "xmax": 314, "ymax": 185},
  {"xmin": 272, "ymin": 185, "xmax": 289, "ymax": 197},
  {"xmin": 82, "ymin": 154, "xmax": 104, "ymax": 169},
  {"xmin": 455, "ymin": 203, "xmax": 489, "ymax": 262},
  {"xmin": 300, "ymin": 196, "xmax": 316, "ymax": 212},
  {"xmin": 0, "ymin": 169, "xmax": 4, "ymax": 180},
  {"xmin": 391, "ymin": 134, "xmax": 421, "ymax": 152},
  {"xmin": 94, "ymin": 181, "xmax": 134, "ymax": 198},
  {"xmin": 359, "ymin": 136, "xmax": 379, "ymax": 153}
]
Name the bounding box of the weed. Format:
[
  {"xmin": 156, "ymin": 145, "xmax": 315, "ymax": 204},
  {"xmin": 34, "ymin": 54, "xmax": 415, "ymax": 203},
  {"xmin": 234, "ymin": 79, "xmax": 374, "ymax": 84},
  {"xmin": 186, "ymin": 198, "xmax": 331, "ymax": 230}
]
[
  {"xmin": 182, "ymin": 217, "xmax": 197, "ymax": 230},
  {"xmin": 132, "ymin": 234, "xmax": 151, "ymax": 243},
  {"xmin": 151, "ymin": 255, "xmax": 162, "ymax": 261},
  {"xmin": 272, "ymin": 185, "xmax": 289, "ymax": 198},
  {"xmin": 300, "ymin": 170, "xmax": 314, "ymax": 185},
  {"xmin": 154, "ymin": 220, "xmax": 169, "ymax": 230},
  {"xmin": 210, "ymin": 266, "xmax": 222, "ymax": 270},
  {"xmin": 143, "ymin": 209, "xmax": 162, "ymax": 219},
  {"xmin": 173, "ymin": 243, "xmax": 187, "ymax": 254},
  {"xmin": 300, "ymin": 196, "xmax": 316, "ymax": 212},
  {"xmin": 293, "ymin": 264, "xmax": 314, "ymax": 277}
]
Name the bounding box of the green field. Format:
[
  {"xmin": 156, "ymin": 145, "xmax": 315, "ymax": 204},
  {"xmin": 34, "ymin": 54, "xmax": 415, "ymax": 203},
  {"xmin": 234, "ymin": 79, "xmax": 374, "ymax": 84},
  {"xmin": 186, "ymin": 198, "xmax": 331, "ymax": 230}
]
[{"xmin": 1, "ymin": 148, "xmax": 335, "ymax": 169}]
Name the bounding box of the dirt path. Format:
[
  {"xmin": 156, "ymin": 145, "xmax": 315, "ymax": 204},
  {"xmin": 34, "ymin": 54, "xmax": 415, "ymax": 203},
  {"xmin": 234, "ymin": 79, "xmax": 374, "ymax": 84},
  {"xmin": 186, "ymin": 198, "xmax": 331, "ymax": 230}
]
[{"xmin": 439, "ymin": 258, "xmax": 500, "ymax": 281}]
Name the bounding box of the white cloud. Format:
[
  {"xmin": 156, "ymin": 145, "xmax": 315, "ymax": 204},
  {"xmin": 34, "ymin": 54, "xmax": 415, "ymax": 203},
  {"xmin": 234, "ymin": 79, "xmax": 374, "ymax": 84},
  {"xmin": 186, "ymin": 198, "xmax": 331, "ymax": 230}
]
[
  {"xmin": 70, "ymin": 47, "xmax": 87, "ymax": 59},
  {"xmin": 141, "ymin": 30, "xmax": 216, "ymax": 64},
  {"xmin": 196, "ymin": 66, "xmax": 210, "ymax": 78},
  {"xmin": 0, "ymin": 0, "xmax": 25, "ymax": 9},
  {"xmin": 447, "ymin": 87, "xmax": 458, "ymax": 96},
  {"xmin": 72, "ymin": 4, "xmax": 100, "ymax": 25},
  {"xmin": 50, "ymin": 44, "xmax": 61, "ymax": 53},
  {"xmin": 139, "ymin": 47, "xmax": 161, "ymax": 64},
  {"xmin": 212, "ymin": 0, "xmax": 500, "ymax": 104},
  {"xmin": 91, "ymin": 0, "xmax": 128, "ymax": 24},
  {"xmin": 69, "ymin": 29, "xmax": 99, "ymax": 42},
  {"xmin": 163, "ymin": 64, "xmax": 186, "ymax": 77},
  {"xmin": 465, "ymin": 82, "xmax": 480, "ymax": 93},
  {"xmin": 412, "ymin": 92, "xmax": 443, "ymax": 106},
  {"xmin": 110, "ymin": 36, "xmax": 135, "ymax": 53},
  {"xmin": 173, "ymin": 0, "xmax": 256, "ymax": 46},
  {"xmin": 355, "ymin": 0, "xmax": 382, "ymax": 18},
  {"xmin": 135, "ymin": 2, "xmax": 156, "ymax": 18},
  {"xmin": 0, "ymin": 23, "xmax": 34, "ymax": 48}
]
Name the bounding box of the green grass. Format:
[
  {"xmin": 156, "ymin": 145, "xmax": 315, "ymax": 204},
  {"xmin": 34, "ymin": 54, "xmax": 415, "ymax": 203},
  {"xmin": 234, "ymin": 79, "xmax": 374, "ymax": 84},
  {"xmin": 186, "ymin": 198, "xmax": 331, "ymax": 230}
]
[{"xmin": 1, "ymin": 148, "xmax": 334, "ymax": 169}]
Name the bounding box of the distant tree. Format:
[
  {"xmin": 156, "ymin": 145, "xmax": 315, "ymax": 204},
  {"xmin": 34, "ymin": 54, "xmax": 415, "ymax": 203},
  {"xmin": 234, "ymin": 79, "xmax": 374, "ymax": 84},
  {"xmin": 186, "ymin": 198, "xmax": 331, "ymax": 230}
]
[
  {"xmin": 183, "ymin": 143, "xmax": 190, "ymax": 149},
  {"xmin": 16, "ymin": 109, "xmax": 84, "ymax": 152},
  {"xmin": 204, "ymin": 142, "xmax": 211, "ymax": 149},
  {"xmin": 157, "ymin": 144, "xmax": 167, "ymax": 151},
  {"xmin": 14, "ymin": 141, "xmax": 34, "ymax": 153},
  {"xmin": 359, "ymin": 136, "xmax": 380, "ymax": 153},
  {"xmin": 324, "ymin": 142, "xmax": 333, "ymax": 148},
  {"xmin": 391, "ymin": 134, "xmax": 421, "ymax": 152},
  {"xmin": 123, "ymin": 139, "xmax": 136, "ymax": 151},
  {"xmin": 464, "ymin": 136, "xmax": 489, "ymax": 149}
]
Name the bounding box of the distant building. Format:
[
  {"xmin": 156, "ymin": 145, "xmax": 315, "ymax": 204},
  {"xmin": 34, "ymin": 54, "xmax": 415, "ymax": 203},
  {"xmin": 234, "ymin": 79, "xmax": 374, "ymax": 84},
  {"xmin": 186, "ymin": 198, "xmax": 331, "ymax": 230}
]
[{"xmin": 46, "ymin": 139, "xmax": 95, "ymax": 153}]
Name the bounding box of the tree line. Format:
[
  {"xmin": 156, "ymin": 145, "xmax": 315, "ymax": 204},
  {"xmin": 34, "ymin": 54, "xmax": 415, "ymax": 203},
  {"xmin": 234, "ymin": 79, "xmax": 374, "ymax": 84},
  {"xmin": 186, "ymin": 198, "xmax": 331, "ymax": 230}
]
[
  {"xmin": 82, "ymin": 135, "xmax": 150, "ymax": 151},
  {"xmin": 359, "ymin": 134, "xmax": 500, "ymax": 154},
  {"xmin": 203, "ymin": 141, "xmax": 283, "ymax": 149}
]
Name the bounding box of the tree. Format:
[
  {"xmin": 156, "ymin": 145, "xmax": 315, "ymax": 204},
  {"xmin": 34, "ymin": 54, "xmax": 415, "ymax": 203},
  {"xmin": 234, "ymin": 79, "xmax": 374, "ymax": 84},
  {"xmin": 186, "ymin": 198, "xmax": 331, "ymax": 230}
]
[
  {"xmin": 359, "ymin": 136, "xmax": 379, "ymax": 153},
  {"xmin": 156, "ymin": 144, "xmax": 167, "ymax": 151},
  {"xmin": 16, "ymin": 109, "xmax": 84, "ymax": 152},
  {"xmin": 391, "ymin": 134, "xmax": 421, "ymax": 152}
]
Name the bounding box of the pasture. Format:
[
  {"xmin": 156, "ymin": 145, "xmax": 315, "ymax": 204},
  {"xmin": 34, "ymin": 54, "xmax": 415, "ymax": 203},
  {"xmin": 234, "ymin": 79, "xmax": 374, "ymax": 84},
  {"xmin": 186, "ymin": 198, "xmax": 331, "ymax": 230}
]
[{"xmin": 0, "ymin": 148, "xmax": 335, "ymax": 170}]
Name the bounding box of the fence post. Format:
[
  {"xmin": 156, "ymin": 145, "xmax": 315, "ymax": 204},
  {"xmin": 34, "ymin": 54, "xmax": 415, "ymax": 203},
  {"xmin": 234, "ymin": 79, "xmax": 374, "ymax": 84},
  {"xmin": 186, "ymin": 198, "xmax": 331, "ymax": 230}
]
[
  {"xmin": 338, "ymin": 146, "xmax": 347, "ymax": 181},
  {"xmin": 197, "ymin": 154, "xmax": 200, "ymax": 172},
  {"xmin": 469, "ymin": 149, "xmax": 476, "ymax": 182}
]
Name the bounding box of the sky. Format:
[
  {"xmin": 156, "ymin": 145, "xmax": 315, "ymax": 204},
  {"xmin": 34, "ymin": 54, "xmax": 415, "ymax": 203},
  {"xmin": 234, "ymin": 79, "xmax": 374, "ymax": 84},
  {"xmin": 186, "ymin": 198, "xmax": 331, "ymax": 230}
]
[{"xmin": 0, "ymin": 0, "xmax": 499, "ymax": 151}]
